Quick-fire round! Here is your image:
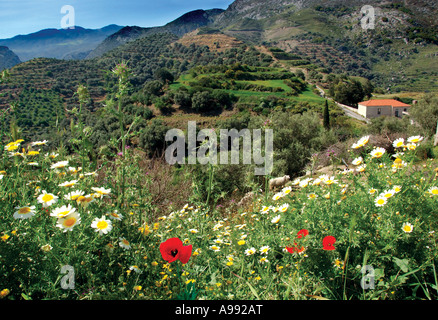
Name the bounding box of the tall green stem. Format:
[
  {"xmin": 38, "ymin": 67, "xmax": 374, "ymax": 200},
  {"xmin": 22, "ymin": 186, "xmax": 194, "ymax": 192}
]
[{"xmin": 206, "ymin": 164, "xmax": 214, "ymax": 206}]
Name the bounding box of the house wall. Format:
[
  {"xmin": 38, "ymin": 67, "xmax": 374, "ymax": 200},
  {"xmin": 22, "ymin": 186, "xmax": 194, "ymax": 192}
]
[
  {"xmin": 359, "ymin": 105, "xmax": 392, "ymax": 118},
  {"xmin": 393, "ymin": 107, "xmax": 409, "ymax": 118},
  {"xmin": 358, "ymin": 102, "xmax": 411, "ymax": 119},
  {"xmin": 358, "ymin": 104, "xmax": 367, "ymax": 118}
]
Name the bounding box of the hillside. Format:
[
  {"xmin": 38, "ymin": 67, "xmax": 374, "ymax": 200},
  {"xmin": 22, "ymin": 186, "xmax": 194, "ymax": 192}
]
[
  {"xmin": 81, "ymin": 0, "xmax": 438, "ymax": 92},
  {"xmin": 211, "ymin": 0, "xmax": 438, "ymax": 92},
  {"xmin": 175, "ymin": 30, "xmax": 244, "ymax": 52},
  {"xmin": 0, "ymin": 0, "xmax": 437, "ymax": 141},
  {"xmin": 0, "ymin": 46, "xmax": 21, "ymax": 71},
  {"xmin": 86, "ymin": 9, "xmax": 224, "ymax": 59}
]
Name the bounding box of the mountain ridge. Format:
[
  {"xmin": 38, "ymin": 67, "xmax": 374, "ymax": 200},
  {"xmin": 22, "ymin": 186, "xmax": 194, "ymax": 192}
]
[
  {"xmin": 0, "ymin": 24, "xmax": 124, "ymax": 61},
  {"xmin": 86, "ymin": 9, "xmax": 225, "ymax": 59},
  {"xmin": 0, "ymin": 46, "xmax": 21, "ymax": 71}
]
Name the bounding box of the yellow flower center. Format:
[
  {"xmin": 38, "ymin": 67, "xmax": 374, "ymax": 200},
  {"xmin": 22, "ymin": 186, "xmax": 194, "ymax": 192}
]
[
  {"xmin": 42, "ymin": 194, "xmax": 54, "ymax": 202},
  {"xmin": 63, "ymin": 217, "xmax": 77, "ymax": 227},
  {"xmin": 97, "ymin": 220, "xmax": 108, "ymax": 230},
  {"xmin": 18, "ymin": 207, "xmax": 31, "ymax": 214}
]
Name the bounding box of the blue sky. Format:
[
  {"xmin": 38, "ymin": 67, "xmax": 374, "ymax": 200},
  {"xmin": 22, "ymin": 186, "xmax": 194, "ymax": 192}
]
[{"xmin": 0, "ymin": 0, "xmax": 234, "ymax": 39}]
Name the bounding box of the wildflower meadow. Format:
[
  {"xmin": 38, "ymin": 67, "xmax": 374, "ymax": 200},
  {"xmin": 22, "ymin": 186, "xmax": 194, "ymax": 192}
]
[
  {"xmin": 1, "ymin": 132, "xmax": 437, "ymax": 301},
  {"xmin": 1, "ymin": 65, "xmax": 437, "ymax": 302}
]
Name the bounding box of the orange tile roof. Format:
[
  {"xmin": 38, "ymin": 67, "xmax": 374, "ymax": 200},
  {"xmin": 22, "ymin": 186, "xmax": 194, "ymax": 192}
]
[{"xmin": 358, "ymin": 99, "xmax": 411, "ymax": 107}]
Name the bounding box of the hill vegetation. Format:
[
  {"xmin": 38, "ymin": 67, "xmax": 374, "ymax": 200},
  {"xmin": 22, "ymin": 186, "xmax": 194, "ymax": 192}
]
[{"xmin": 1, "ymin": 0, "xmax": 438, "ymax": 302}]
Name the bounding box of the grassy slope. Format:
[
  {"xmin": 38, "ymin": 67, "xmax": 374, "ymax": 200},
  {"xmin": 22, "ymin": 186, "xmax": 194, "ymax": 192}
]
[{"xmin": 170, "ymin": 67, "xmax": 325, "ymax": 106}]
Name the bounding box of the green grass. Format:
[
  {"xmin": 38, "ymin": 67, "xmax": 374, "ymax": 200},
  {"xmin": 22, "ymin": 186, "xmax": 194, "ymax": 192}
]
[
  {"xmin": 295, "ymin": 86, "xmax": 326, "ymax": 103},
  {"xmin": 170, "ymin": 67, "xmax": 326, "ymax": 109}
]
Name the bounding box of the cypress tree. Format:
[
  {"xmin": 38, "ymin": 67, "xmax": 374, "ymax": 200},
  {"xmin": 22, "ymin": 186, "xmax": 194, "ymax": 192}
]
[{"xmin": 323, "ymin": 100, "xmax": 330, "ymax": 130}]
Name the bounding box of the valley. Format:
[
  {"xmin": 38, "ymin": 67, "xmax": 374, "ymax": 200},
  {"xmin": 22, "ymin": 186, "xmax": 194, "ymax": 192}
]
[{"xmin": 1, "ymin": 0, "xmax": 438, "ymax": 302}]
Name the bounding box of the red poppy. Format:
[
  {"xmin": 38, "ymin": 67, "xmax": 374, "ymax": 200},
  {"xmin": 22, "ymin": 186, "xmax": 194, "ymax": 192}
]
[
  {"xmin": 286, "ymin": 242, "xmax": 306, "ymax": 254},
  {"xmin": 322, "ymin": 236, "xmax": 336, "ymax": 251},
  {"xmin": 159, "ymin": 237, "xmax": 192, "ymax": 264},
  {"xmin": 297, "ymin": 229, "xmax": 309, "ymax": 239}
]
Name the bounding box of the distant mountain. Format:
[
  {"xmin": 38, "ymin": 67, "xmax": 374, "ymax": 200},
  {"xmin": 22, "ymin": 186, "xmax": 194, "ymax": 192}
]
[
  {"xmin": 0, "ymin": 46, "xmax": 21, "ymax": 71},
  {"xmin": 0, "ymin": 25, "xmax": 124, "ymax": 62},
  {"xmin": 208, "ymin": 0, "xmax": 438, "ymax": 91},
  {"xmin": 86, "ymin": 9, "xmax": 224, "ymax": 59},
  {"xmin": 214, "ymin": 0, "xmax": 438, "ymax": 27}
]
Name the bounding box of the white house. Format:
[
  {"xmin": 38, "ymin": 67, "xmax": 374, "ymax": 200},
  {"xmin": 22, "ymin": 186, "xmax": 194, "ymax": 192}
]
[{"xmin": 358, "ymin": 99, "xmax": 411, "ymax": 119}]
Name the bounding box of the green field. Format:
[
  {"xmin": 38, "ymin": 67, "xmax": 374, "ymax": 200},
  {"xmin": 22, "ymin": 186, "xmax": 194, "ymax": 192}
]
[{"xmin": 170, "ymin": 66, "xmax": 326, "ymax": 109}]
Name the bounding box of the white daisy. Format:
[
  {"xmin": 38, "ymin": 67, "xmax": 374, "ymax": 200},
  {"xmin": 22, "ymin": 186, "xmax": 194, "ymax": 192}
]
[
  {"xmin": 51, "ymin": 204, "xmax": 76, "ymax": 218},
  {"xmin": 14, "ymin": 206, "xmax": 36, "ymax": 220},
  {"xmin": 380, "ymin": 189, "xmax": 395, "ymax": 199},
  {"xmin": 323, "ymin": 176, "xmax": 338, "ymax": 185},
  {"xmin": 56, "ymin": 211, "xmax": 81, "ymax": 232},
  {"xmin": 260, "ymin": 206, "xmax": 270, "ymax": 214},
  {"xmin": 374, "ymin": 196, "xmax": 387, "ymax": 207},
  {"xmin": 370, "ymin": 147, "xmax": 386, "ymax": 158},
  {"xmin": 119, "ymin": 237, "xmax": 131, "ymax": 250},
  {"xmin": 37, "ymin": 191, "xmax": 58, "ymax": 207},
  {"xmin": 91, "ymin": 216, "xmax": 113, "ymax": 235},
  {"xmin": 392, "ymin": 138, "xmax": 405, "ymax": 148},
  {"xmin": 299, "ymin": 178, "xmax": 312, "ymax": 188},
  {"xmin": 281, "ymin": 186, "xmax": 292, "ymax": 194},
  {"xmin": 272, "ymin": 192, "xmax": 284, "ymax": 201},
  {"xmin": 259, "ymin": 245, "xmax": 270, "ymax": 255},
  {"xmin": 91, "ymin": 187, "xmax": 111, "ymax": 197},
  {"xmin": 290, "ymin": 178, "xmax": 300, "ymax": 186},
  {"xmin": 244, "ymin": 247, "xmax": 256, "ymax": 255},
  {"xmin": 407, "ymin": 135, "xmax": 423, "ymax": 144},
  {"xmin": 402, "ymin": 222, "xmax": 414, "ymax": 233},
  {"xmin": 105, "ymin": 211, "xmax": 122, "ymax": 222},
  {"xmin": 76, "ymin": 194, "xmax": 95, "ymax": 207},
  {"xmin": 129, "ymin": 265, "xmax": 142, "ymax": 274},
  {"xmin": 307, "ymin": 193, "xmax": 318, "ymax": 200},
  {"xmin": 58, "ymin": 180, "xmax": 78, "ymax": 188},
  {"xmin": 51, "ymin": 160, "xmax": 69, "ymax": 169},
  {"xmin": 31, "ymin": 140, "xmax": 48, "ymax": 146},
  {"xmin": 271, "ymin": 215, "xmax": 281, "ymax": 224},
  {"xmin": 351, "ymin": 156, "xmax": 363, "ymax": 166},
  {"xmin": 357, "ymin": 135, "xmax": 370, "ymax": 147},
  {"xmin": 64, "ymin": 190, "xmax": 85, "ymax": 201},
  {"xmin": 209, "ymin": 245, "xmax": 221, "ymax": 252},
  {"xmin": 427, "ymin": 186, "xmax": 438, "ymax": 195},
  {"xmin": 278, "ymin": 203, "xmax": 289, "ymax": 212}
]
